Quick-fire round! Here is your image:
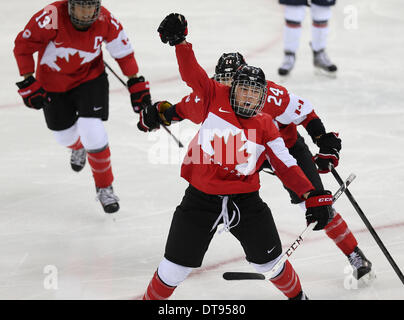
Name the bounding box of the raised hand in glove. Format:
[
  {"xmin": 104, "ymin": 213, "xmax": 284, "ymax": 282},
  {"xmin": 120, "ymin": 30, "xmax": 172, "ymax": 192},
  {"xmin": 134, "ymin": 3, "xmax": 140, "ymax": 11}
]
[
  {"xmin": 16, "ymin": 76, "xmax": 50, "ymax": 110},
  {"xmin": 158, "ymin": 13, "xmax": 188, "ymax": 46},
  {"xmin": 137, "ymin": 101, "xmax": 173, "ymax": 132},
  {"xmin": 128, "ymin": 76, "xmax": 151, "ymax": 113},
  {"xmin": 313, "ymin": 132, "xmax": 341, "ymax": 173},
  {"xmin": 304, "ymin": 190, "xmax": 334, "ymax": 230}
]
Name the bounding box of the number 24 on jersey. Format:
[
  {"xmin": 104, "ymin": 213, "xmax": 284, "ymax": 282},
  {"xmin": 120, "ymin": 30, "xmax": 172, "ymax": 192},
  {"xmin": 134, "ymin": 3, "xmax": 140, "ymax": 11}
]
[{"xmin": 267, "ymin": 87, "xmax": 284, "ymax": 106}]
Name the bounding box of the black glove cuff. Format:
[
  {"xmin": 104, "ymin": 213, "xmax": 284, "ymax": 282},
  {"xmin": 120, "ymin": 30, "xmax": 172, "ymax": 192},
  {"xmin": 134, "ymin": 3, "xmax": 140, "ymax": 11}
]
[
  {"xmin": 16, "ymin": 75, "xmax": 36, "ymax": 89},
  {"xmin": 163, "ymin": 104, "xmax": 183, "ymax": 123},
  {"xmin": 169, "ymin": 35, "xmax": 186, "ymax": 46},
  {"xmin": 306, "ymin": 118, "xmax": 326, "ymax": 143},
  {"xmin": 307, "ymin": 189, "xmax": 331, "ymax": 199},
  {"xmin": 127, "ymin": 76, "xmax": 145, "ymax": 87},
  {"xmin": 316, "ymin": 132, "xmax": 342, "ymax": 151}
]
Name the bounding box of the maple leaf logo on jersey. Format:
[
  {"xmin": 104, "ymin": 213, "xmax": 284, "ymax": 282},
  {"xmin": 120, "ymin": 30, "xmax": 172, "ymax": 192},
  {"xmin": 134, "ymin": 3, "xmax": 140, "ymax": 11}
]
[
  {"xmin": 53, "ymin": 52, "xmax": 86, "ymax": 73},
  {"xmin": 210, "ymin": 132, "xmax": 251, "ymax": 173},
  {"xmin": 191, "ymin": 112, "xmax": 267, "ymax": 176},
  {"xmin": 40, "ymin": 41, "xmax": 102, "ymax": 72}
]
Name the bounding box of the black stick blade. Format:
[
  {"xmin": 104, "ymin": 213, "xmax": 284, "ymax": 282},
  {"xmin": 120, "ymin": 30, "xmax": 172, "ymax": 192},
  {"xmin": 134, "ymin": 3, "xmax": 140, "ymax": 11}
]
[{"xmin": 223, "ymin": 272, "xmax": 265, "ymax": 280}]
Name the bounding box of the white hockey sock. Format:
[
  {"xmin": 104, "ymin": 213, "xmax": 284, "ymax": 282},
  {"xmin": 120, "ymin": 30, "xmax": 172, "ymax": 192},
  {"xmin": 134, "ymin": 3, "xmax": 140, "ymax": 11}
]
[
  {"xmin": 157, "ymin": 258, "xmax": 193, "ymax": 287},
  {"xmin": 311, "ymin": 4, "xmax": 332, "ymax": 51},
  {"xmin": 284, "ymin": 25, "xmax": 302, "ymax": 53},
  {"xmin": 283, "ymin": 5, "xmax": 306, "ymax": 53},
  {"xmin": 311, "ymin": 23, "xmax": 329, "ymax": 52},
  {"xmin": 76, "ymin": 117, "xmax": 108, "ymax": 151},
  {"xmin": 52, "ymin": 122, "xmax": 80, "ymax": 147}
]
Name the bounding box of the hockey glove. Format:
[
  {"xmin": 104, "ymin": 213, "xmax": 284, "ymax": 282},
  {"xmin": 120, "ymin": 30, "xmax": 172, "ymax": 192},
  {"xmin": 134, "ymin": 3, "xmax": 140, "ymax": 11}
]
[
  {"xmin": 158, "ymin": 13, "xmax": 188, "ymax": 46},
  {"xmin": 16, "ymin": 76, "xmax": 50, "ymax": 110},
  {"xmin": 128, "ymin": 76, "xmax": 151, "ymax": 113},
  {"xmin": 305, "ymin": 190, "xmax": 334, "ymax": 231},
  {"xmin": 313, "ymin": 132, "xmax": 341, "ymax": 173},
  {"xmin": 137, "ymin": 101, "xmax": 173, "ymax": 132}
]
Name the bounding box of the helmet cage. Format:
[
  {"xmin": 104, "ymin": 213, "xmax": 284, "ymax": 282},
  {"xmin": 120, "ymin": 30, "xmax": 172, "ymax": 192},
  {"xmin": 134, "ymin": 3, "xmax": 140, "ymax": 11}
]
[
  {"xmin": 68, "ymin": 0, "xmax": 101, "ymax": 28},
  {"xmin": 230, "ymin": 80, "xmax": 267, "ymax": 118},
  {"xmin": 213, "ymin": 71, "xmax": 236, "ymax": 86}
]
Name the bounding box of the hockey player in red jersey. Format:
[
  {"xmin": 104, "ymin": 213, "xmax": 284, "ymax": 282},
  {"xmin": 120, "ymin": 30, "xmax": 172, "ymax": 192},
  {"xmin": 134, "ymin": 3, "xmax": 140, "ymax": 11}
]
[
  {"xmin": 13, "ymin": 0, "xmax": 151, "ymax": 213},
  {"xmin": 140, "ymin": 13, "xmax": 335, "ymax": 300},
  {"xmin": 140, "ymin": 51, "xmax": 374, "ymax": 283},
  {"xmin": 214, "ymin": 52, "xmax": 373, "ymax": 282}
]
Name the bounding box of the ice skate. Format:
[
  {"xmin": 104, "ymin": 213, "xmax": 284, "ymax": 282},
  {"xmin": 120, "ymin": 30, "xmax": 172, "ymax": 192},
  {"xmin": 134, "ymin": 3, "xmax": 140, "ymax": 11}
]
[
  {"xmin": 347, "ymin": 247, "xmax": 376, "ymax": 285},
  {"xmin": 96, "ymin": 185, "xmax": 120, "ymax": 214},
  {"xmin": 278, "ymin": 51, "xmax": 296, "ymax": 76},
  {"xmin": 312, "ymin": 47, "xmax": 337, "ymax": 77},
  {"xmin": 70, "ymin": 147, "xmax": 86, "ymax": 172}
]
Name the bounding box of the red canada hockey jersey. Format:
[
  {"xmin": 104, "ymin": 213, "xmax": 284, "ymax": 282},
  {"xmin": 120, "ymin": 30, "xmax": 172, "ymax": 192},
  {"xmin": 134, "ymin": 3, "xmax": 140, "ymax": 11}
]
[
  {"xmin": 14, "ymin": 1, "xmax": 139, "ymax": 92},
  {"xmin": 175, "ymin": 42, "xmax": 314, "ymax": 196}
]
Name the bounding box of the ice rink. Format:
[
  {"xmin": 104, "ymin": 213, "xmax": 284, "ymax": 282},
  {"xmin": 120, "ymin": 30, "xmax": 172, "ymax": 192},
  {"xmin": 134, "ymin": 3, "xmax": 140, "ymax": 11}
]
[{"xmin": 1, "ymin": 0, "xmax": 404, "ymax": 300}]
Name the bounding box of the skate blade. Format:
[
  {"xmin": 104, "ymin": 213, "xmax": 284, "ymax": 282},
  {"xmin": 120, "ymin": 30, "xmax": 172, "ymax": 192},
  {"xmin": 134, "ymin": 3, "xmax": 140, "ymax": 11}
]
[
  {"xmin": 357, "ymin": 269, "xmax": 376, "ymax": 287},
  {"xmin": 314, "ymin": 67, "xmax": 337, "ymax": 78},
  {"xmin": 347, "ymin": 269, "xmax": 376, "ymax": 289}
]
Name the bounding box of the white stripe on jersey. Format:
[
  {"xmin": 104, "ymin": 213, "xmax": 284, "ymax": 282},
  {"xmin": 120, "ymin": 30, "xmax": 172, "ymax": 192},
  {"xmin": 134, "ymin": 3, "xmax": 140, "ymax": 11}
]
[
  {"xmin": 266, "ymin": 137, "xmax": 298, "ymax": 168},
  {"xmin": 105, "ymin": 29, "xmax": 134, "ymax": 59},
  {"xmin": 275, "ymin": 93, "xmax": 314, "ymax": 125}
]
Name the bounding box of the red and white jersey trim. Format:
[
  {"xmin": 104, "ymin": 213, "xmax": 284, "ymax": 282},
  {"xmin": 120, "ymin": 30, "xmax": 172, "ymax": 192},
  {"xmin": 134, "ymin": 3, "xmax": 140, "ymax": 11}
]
[
  {"xmin": 266, "ymin": 137, "xmax": 298, "ymax": 168},
  {"xmin": 275, "ymin": 93, "xmax": 314, "ymax": 126},
  {"xmin": 105, "ymin": 29, "xmax": 134, "ymax": 59}
]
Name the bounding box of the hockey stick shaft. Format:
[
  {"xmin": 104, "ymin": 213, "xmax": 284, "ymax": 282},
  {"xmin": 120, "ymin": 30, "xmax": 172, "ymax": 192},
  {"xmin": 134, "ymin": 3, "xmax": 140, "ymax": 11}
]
[
  {"xmin": 263, "ymin": 174, "xmax": 355, "ymax": 279},
  {"xmin": 104, "ymin": 60, "xmax": 127, "ymax": 87},
  {"xmin": 223, "ymin": 173, "xmax": 356, "ymax": 281},
  {"xmin": 103, "ymin": 61, "xmax": 184, "ymax": 148},
  {"xmin": 330, "ymin": 166, "xmax": 404, "ymax": 285}
]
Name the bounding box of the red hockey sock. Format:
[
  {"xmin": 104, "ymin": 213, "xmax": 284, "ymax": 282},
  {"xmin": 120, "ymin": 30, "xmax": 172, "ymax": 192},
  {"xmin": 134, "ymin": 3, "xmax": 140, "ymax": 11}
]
[
  {"xmin": 270, "ymin": 261, "xmax": 302, "ymax": 299},
  {"xmin": 68, "ymin": 138, "xmax": 83, "ymax": 150},
  {"xmin": 143, "ymin": 271, "xmax": 176, "ymax": 300},
  {"xmin": 324, "ymin": 213, "xmax": 358, "ymax": 255},
  {"xmin": 87, "ymin": 146, "xmax": 113, "ymax": 188}
]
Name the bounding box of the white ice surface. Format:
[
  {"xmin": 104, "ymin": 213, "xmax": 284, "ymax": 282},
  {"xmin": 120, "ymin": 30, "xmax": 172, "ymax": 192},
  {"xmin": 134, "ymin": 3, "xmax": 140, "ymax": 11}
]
[{"xmin": 0, "ymin": 0, "xmax": 404, "ymax": 300}]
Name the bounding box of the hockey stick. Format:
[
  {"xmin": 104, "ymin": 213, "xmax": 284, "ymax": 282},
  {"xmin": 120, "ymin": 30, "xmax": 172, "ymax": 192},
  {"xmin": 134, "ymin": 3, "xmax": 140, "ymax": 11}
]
[
  {"xmin": 223, "ymin": 173, "xmax": 356, "ymax": 281},
  {"xmin": 103, "ymin": 60, "xmax": 184, "ymax": 148},
  {"xmin": 330, "ymin": 165, "xmax": 404, "ymax": 285}
]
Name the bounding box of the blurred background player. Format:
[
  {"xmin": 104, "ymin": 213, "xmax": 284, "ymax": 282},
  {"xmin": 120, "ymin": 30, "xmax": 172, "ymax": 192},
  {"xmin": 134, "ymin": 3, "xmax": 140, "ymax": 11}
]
[
  {"xmin": 140, "ymin": 13, "xmax": 335, "ymax": 300},
  {"xmin": 140, "ymin": 52, "xmax": 374, "ymax": 283},
  {"xmin": 278, "ymin": 0, "xmax": 338, "ymax": 76},
  {"xmin": 13, "ymin": 0, "xmax": 151, "ymax": 213}
]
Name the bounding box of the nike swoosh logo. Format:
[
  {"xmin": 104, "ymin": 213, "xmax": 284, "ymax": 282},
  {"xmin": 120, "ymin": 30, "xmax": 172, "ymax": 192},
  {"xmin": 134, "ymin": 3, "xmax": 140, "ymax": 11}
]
[
  {"xmin": 267, "ymin": 246, "xmax": 276, "ymax": 254},
  {"xmin": 94, "ymin": 107, "xmax": 103, "ymax": 111},
  {"xmin": 218, "ymin": 107, "xmax": 231, "ymax": 113},
  {"xmin": 54, "ymin": 42, "xmax": 64, "ymax": 46}
]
